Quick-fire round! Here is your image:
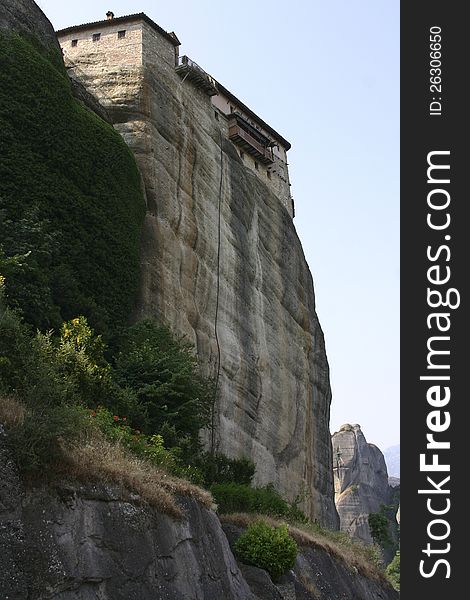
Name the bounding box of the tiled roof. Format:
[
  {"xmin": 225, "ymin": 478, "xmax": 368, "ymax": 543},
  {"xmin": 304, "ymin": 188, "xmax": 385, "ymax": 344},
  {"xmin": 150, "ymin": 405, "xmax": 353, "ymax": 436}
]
[{"xmin": 56, "ymin": 13, "xmax": 180, "ymax": 46}]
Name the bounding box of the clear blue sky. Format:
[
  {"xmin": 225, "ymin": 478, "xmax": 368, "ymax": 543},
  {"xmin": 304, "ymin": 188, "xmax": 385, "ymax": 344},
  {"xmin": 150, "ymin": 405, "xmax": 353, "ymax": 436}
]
[{"xmin": 37, "ymin": 0, "xmax": 400, "ymax": 450}]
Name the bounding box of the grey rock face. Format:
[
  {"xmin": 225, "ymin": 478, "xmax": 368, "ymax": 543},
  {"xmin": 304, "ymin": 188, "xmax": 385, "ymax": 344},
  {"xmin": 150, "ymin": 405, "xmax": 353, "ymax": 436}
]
[
  {"xmin": 68, "ymin": 74, "xmax": 112, "ymax": 123},
  {"xmin": 57, "ymin": 16, "xmax": 338, "ymax": 527},
  {"xmin": 1, "ymin": 430, "xmax": 397, "ymax": 600},
  {"xmin": 223, "ymin": 522, "xmax": 399, "ymax": 600},
  {"xmin": 291, "ymin": 548, "xmax": 399, "ymax": 600},
  {"xmin": 332, "ymin": 424, "xmax": 393, "ymax": 544},
  {"xmin": 0, "ymin": 0, "xmax": 59, "ymax": 51},
  {"xmin": 0, "ymin": 428, "xmax": 256, "ymax": 600},
  {"xmin": 239, "ymin": 565, "xmax": 284, "ymax": 600}
]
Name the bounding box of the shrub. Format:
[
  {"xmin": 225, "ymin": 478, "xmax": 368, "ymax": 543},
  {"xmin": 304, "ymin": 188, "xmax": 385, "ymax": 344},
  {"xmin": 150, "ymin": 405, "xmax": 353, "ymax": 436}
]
[
  {"xmin": 197, "ymin": 453, "xmax": 255, "ymax": 486},
  {"xmin": 7, "ymin": 403, "xmax": 89, "ymax": 473},
  {"xmin": 0, "ymin": 276, "xmax": 32, "ymax": 393},
  {"xmin": 224, "ymin": 513, "xmax": 386, "ymax": 584},
  {"xmin": 38, "ymin": 317, "xmax": 147, "ymax": 427},
  {"xmin": 84, "ymin": 407, "xmax": 204, "ymax": 483},
  {"xmin": 90, "ymin": 407, "xmax": 181, "ymax": 472},
  {"xmin": 369, "ymin": 505, "xmax": 393, "ymax": 548},
  {"xmin": 235, "ymin": 521, "xmax": 297, "ymax": 581},
  {"xmin": 386, "ymin": 550, "xmax": 400, "ymax": 591},
  {"xmin": 113, "ymin": 320, "xmax": 215, "ymax": 442},
  {"xmin": 211, "ymin": 482, "xmax": 306, "ymax": 521}
]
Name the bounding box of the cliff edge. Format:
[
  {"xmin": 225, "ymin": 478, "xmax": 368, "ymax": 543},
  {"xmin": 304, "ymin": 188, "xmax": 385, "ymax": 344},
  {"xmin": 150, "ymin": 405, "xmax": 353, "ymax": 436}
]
[{"xmin": 57, "ymin": 9, "xmax": 338, "ymax": 526}]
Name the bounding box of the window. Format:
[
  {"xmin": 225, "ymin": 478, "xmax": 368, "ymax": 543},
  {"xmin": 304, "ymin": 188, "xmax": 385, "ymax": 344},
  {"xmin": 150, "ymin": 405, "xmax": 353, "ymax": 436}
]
[
  {"xmin": 92, "ymin": 33, "xmax": 101, "ymax": 42},
  {"xmin": 254, "ymin": 161, "xmax": 259, "ymax": 170},
  {"xmin": 214, "ymin": 111, "xmax": 219, "ymax": 120},
  {"xmin": 230, "ymin": 105, "xmax": 234, "ymax": 113},
  {"xmin": 71, "ymin": 39, "xmax": 78, "ymax": 47},
  {"xmin": 118, "ymin": 30, "xmax": 126, "ymax": 39},
  {"xmin": 267, "ymin": 170, "xmax": 272, "ymax": 179}
]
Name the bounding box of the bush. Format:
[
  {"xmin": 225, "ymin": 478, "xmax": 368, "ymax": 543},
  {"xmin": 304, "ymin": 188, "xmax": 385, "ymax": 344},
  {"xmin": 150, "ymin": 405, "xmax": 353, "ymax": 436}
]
[
  {"xmin": 0, "ymin": 275, "xmax": 32, "ymax": 393},
  {"xmin": 90, "ymin": 407, "xmax": 181, "ymax": 473},
  {"xmin": 113, "ymin": 320, "xmax": 215, "ymax": 442},
  {"xmin": 7, "ymin": 403, "xmax": 89, "ymax": 473},
  {"xmin": 197, "ymin": 453, "xmax": 255, "ymax": 486},
  {"xmin": 0, "ymin": 32, "xmax": 145, "ymax": 334},
  {"xmin": 235, "ymin": 521, "xmax": 297, "ymax": 581},
  {"xmin": 386, "ymin": 551, "xmax": 400, "ymax": 591},
  {"xmin": 1, "ymin": 277, "xmax": 217, "ymax": 482},
  {"xmin": 211, "ymin": 482, "xmax": 306, "ymax": 521},
  {"xmin": 369, "ymin": 505, "xmax": 393, "ymax": 548}
]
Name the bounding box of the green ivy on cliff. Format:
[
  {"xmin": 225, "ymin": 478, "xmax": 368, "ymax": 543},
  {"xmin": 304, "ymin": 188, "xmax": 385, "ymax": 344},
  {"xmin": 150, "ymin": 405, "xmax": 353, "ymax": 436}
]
[{"xmin": 0, "ymin": 32, "xmax": 145, "ymax": 334}]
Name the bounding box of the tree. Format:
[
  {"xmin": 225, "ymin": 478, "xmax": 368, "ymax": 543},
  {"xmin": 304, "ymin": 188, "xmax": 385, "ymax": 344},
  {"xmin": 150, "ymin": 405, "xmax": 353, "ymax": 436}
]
[
  {"xmin": 368, "ymin": 505, "xmax": 393, "ymax": 547},
  {"xmin": 113, "ymin": 320, "xmax": 215, "ymax": 445}
]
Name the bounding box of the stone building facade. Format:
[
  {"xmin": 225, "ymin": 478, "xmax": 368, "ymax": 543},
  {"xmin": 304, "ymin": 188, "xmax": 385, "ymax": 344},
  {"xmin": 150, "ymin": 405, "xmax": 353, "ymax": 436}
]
[{"xmin": 57, "ymin": 12, "xmax": 294, "ymax": 217}]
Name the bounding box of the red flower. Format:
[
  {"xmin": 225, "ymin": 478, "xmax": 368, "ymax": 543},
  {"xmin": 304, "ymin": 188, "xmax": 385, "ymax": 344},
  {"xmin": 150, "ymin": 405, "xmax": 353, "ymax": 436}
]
[
  {"xmin": 122, "ymin": 417, "xmax": 126, "ymax": 421},
  {"xmin": 113, "ymin": 415, "xmax": 119, "ymax": 421},
  {"xmin": 91, "ymin": 411, "xmax": 97, "ymax": 417}
]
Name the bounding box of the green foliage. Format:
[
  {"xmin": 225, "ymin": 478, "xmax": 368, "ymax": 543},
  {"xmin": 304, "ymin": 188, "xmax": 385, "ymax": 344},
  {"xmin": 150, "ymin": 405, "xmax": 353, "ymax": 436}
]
[
  {"xmin": 368, "ymin": 505, "xmax": 393, "ymax": 548},
  {"xmin": 8, "ymin": 404, "xmax": 89, "ymax": 473},
  {"xmin": 0, "ymin": 303, "xmax": 212, "ymax": 479},
  {"xmin": 0, "ymin": 276, "xmax": 32, "ymax": 393},
  {"xmin": 298, "ymin": 519, "xmax": 384, "ymax": 568},
  {"xmin": 90, "ymin": 407, "xmax": 182, "ymax": 472},
  {"xmin": 113, "ymin": 320, "xmax": 215, "ymax": 444},
  {"xmin": 197, "ymin": 453, "xmax": 255, "ymax": 486},
  {"xmin": 386, "ymin": 551, "xmax": 400, "ymax": 591},
  {"xmin": 0, "ymin": 304, "xmax": 92, "ymax": 470},
  {"xmin": 211, "ymin": 482, "xmax": 307, "ymax": 521},
  {"xmin": 235, "ymin": 521, "xmax": 297, "ymax": 581},
  {"xmin": 0, "ymin": 32, "xmax": 145, "ymax": 334}
]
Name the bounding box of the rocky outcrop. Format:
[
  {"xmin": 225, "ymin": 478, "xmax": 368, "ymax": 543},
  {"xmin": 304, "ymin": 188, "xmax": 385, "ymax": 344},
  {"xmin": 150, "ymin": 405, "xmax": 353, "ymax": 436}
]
[
  {"xmin": 332, "ymin": 424, "xmax": 394, "ymax": 544},
  {"xmin": 67, "ymin": 70, "xmax": 112, "ymax": 123},
  {"xmin": 0, "ymin": 427, "xmax": 255, "ymax": 600},
  {"xmin": 0, "ymin": 0, "xmax": 59, "ymax": 50},
  {"xmin": 59, "ymin": 12, "xmax": 338, "ymax": 526},
  {"xmin": 0, "ymin": 428, "xmax": 397, "ymax": 600},
  {"xmin": 224, "ymin": 522, "xmax": 399, "ymax": 600}
]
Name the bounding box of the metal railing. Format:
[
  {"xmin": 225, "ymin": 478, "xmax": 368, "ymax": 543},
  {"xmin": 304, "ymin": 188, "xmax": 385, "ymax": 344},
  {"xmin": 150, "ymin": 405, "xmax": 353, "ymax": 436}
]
[{"xmin": 176, "ymin": 55, "xmax": 218, "ymax": 89}]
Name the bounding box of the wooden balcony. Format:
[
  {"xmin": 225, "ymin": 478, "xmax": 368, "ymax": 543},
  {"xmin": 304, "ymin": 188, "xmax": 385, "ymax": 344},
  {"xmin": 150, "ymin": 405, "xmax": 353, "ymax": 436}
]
[
  {"xmin": 175, "ymin": 56, "xmax": 218, "ymax": 96},
  {"xmin": 228, "ymin": 116, "xmax": 274, "ymax": 164}
]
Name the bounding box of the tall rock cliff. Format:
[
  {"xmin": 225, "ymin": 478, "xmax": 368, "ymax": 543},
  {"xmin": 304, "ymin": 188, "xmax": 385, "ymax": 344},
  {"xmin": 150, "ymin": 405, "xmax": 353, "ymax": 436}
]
[
  {"xmin": 58, "ymin": 13, "xmax": 338, "ymax": 526},
  {"xmin": 332, "ymin": 424, "xmax": 394, "ymax": 544}
]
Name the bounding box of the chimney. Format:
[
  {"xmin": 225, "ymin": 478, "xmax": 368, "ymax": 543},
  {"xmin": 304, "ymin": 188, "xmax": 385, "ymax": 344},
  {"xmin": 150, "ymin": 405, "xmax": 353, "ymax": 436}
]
[{"xmin": 106, "ymin": 11, "xmax": 114, "ymax": 20}]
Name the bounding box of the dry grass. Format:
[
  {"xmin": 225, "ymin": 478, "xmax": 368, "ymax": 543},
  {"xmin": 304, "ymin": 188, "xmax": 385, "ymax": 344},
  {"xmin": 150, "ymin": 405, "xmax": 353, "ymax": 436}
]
[
  {"xmin": 297, "ymin": 573, "xmax": 321, "ymax": 599},
  {"xmin": 60, "ymin": 434, "xmax": 215, "ymax": 519},
  {"xmin": 0, "ymin": 397, "xmax": 214, "ymax": 519},
  {"xmin": 0, "ymin": 396, "xmax": 26, "ymax": 428},
  {"xmin": 221, "ymin": 513, "xmax": 388, "ymax": 584}
]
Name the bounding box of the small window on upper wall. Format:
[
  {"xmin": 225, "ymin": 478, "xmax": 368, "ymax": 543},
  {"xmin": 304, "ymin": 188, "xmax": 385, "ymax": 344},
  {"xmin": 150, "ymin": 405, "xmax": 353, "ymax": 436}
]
[
  {"xmin": 92, "ymin": 33, "xmax": 101, "ymax": 42},
  {"xmin": 254, "ymin": 161, "xmax": 259, "ymax": 170},
  {"xmin": 267, "ymin": 170, "xmax": 272, "ymax": 179},
  {"xmin": 71, "ymin": 39, "xmax": 78, "ymax": 47},
  {"xmin": 214, "ymin": 111, "xmax": 219, "ymax": 120},
  {"xmin": 118, "ymin": 30, "xmax": 126, "ymax": 39}
]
